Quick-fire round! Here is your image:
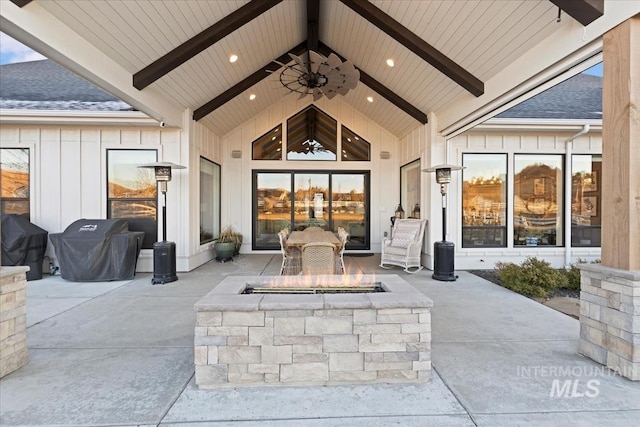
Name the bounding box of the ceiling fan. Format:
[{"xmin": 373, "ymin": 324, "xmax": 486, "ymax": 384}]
[{"xmin": 272, "ymin": 50, "xmax": 360, "ymax": 101}]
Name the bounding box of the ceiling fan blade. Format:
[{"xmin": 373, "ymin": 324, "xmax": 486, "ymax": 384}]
[
  {"xmin": 288, "ymin": 53, "xmax": 307, "ymax": 72},
  {"xmin": 313, "ymin": 88, "xmax": 323, "ymax": 101},
  {"xmin": 308, "ymin": 50, "xmax": 324, "ymax": 74},
  {"xmin": 336, "ymin": 86, "xmax": 350, "ymax": 96},
  {"xmin": 317, "ymin": 59, "xmax": 331, "ymax": 75},
  {"xmin": 325, "ymin": 89, "xmax": 338, "ymax": 100},
  {"xmin": 326, "ymin": 53, "xmax": 342, "ymax": 69},
  {"xmin": 298, "ymin": 90, "xmax": 309, "ymax": 100}
]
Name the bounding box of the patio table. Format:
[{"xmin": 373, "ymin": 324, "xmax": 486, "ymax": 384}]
[{"xmin": 286, "ymin": 230, "xmax": 341, "ymax": 249}]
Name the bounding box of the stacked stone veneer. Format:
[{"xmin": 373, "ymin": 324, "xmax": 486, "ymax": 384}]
[
  {"xmin": 194, "ymin": 275, "xmax": 433, "ymax": 388},
  {"xmin": 579, "ymin": 264, "xmax": 640, "ymax": 381},
  {"xmin": 0, "ymin": 266, "xmax": 29, "ymax": 378}
]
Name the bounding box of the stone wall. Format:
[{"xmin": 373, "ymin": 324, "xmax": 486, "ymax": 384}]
[
  {"xmin": 194, "ymin": 275, "xmax": 433, "ymax": 388},
  {"xmin": 0, "ymin": 266, "xmax": 29, "ymax": 378},
  {"xmin": 195, "ymin": 307, "xmax": 431, "ymax": 387},
  {"xmin": 579, "ymin": 264, "xmax": 639, "ymax": 381}
]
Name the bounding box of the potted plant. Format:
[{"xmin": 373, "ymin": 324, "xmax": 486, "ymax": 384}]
[
  {"xmin": 233, "ymin": 232, "xmax": 243, "ymax": 255},
  {"xmin": 214, "ymin": 225, "xmax": 236, "ymax": 261}
]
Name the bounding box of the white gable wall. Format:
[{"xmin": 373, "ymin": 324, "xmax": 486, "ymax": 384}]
[{"xmin": 220, "ymin": 95, "xmax": 401, "ymax": 254}]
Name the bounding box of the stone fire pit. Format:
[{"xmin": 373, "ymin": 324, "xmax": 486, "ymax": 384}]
[{"xmin": 194, "ymin": 274, "xmax": 433, "ymax": 388}]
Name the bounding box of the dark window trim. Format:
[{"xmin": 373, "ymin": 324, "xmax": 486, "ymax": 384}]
[
  {"xmin": 341, "ymin": 125, "xmax": 371, "ymax": 161},
  {"xmin": 461, "ymin": 152, "xmax": 509, "ymax": 249},
  {"xmin": 252, "ymin": 169, "xmax": 370, "ymax": 251},
  {"xmin": 199, "ymin": 156, "xmax": 221, "ymax": 245},
  {"xmin": 106, "ymin": 149, "xmax": 158, "ymax": 249},
  {"xmin": 513, "ymin": 153, "xmax": 565, "ymax": 248},
  {"xmin": 0, "ymin": 147, "xmax": 31, "ymax": 218}
]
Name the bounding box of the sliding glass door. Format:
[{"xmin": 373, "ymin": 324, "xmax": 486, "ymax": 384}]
[{"xmin": 253, "ymin": 170, "xmax": 369, "ymax": 250}]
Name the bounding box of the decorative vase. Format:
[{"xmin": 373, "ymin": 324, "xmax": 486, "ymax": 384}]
[{"xmin": 214, "ymin": 241, "xmax": 235, "ymax": 260}]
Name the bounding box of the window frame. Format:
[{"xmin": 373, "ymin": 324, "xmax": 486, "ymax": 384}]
[
  {"xmin": 106, "ymin": 149, "xmax": 158, "ymax": 249},
  {"xmin": 0, "ymin": 147, "xmax": 31, "ymax": 218},
  {"xmin": 199, "ymin": 156, "xmax": 221, "ymax": 245},
  {"xmin": 461, "ymin": 153, "xmax": 508, "ymax": 248}
]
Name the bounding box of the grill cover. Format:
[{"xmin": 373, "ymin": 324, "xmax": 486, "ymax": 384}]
[
  {"xmin": 49, "ymin": 219, "xmax": 144, "ymax": 281},
  {"xmin": 1, "ymin": 214, "xmax": 48, "ymax": 281}
]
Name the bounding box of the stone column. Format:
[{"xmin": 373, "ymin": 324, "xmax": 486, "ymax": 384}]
[
  {"xmin": 579, "ymin": 16, "xmax": 640, "ymax": 381},
  {"xmin": 0, "ymin": 266, "xmax": 29, "ymax": 378}
]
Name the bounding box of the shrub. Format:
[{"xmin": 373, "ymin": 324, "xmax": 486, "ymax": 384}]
[
  {"xmin": 560, "ymin": 258, "xmax": 600, "ymax": 291},
  {"xmin": 495, "ymin": 257, "xmax": 568, "ymax": 298}
]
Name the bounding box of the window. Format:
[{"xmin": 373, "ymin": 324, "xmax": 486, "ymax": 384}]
[
  {"xmin": 286, "ymin": 106, "xmax": 337, "ymax": 160},
  {"xmin": 514, "ymin": 154, "xmax": 563, "ymax": 247},
  {"xmin": 253, "ymin": 170, "xmax": 370, "ymax": 250},
  {"xmin": 200, "ymin": 157, "xmax": 221, "ymax": 244},
  {"xmin": 0, "ymin": 148, "xmax": 30, "ymax": 218},
  {"xmin": 252, "ymin": 125, "xmax": 282, "ymax": 160},
  {"xmin": 400, "ymin": 160, "xmax": 421, "ymax": 219},
  {"xmin": 462, "ymin": 154, "xmax": 507, "ymax": 247},
  {"xmin": 571, "ymin": 155, "xmax": 601, "ymax": 247},
  {"xmin": 341, "ymin": 126, "xmax": 370, "ymax": 161},
  {"xmin": 107, "ymin": 150, "xmax": 157, "ymax": 249}
]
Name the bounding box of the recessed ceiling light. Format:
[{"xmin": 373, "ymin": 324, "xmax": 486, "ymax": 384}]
[
  {"xmin": 229, "ymin": 54, "xmax": 238, "ymax": 63},
  {"xmin": 367, "ymin": 96, "xmax": 374, "ymax": 103},
  {"xmin": 249, "ymin": 94, "xmax": 256, "ymax": 100},
  {"xmin": 386, "ymin": 58, "xmax": 395, "ymax": 67}
]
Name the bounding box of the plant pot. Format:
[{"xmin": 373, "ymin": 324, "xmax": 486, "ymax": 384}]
[{"xmin": 214, "ymin": 241, "xmax": 235, "ymax": 260}]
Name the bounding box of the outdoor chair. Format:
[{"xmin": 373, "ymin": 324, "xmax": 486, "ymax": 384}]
[
  {"xmin": 301, "ymin": 241, "xmax": 336, "ymax": 275},
  {"xmin": 278, "ymin": 230, "xmax": 300, "ymax": 275},
  {"xmin": 335, "ymin": 228, "xmax": 349, "ymax": 274},
  {"xmin": 380, "ymin": 219, "xmax": 426, "ymax": 273}
]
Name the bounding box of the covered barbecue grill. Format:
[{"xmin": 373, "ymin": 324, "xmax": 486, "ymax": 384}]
[
  {"xmin": 49, "ymin": 219, "xmax": 144, "ymax": 281},
  {"xmin": 1, "ymin": 214, "xmax": 48, "ymax": 281}
]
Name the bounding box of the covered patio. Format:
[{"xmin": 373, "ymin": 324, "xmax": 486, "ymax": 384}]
[
  {"xmin": 1, "ymin": 0, "xmax": 639, "ymax": 390},
  {"xmin": 1, "ymin": 254, "xmax": 640, "ymax": 425}
]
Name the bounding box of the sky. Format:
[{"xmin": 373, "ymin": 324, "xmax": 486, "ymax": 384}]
[{"xmin": 0, "ymin": 32, "xmax": 46, "ymax": 64}]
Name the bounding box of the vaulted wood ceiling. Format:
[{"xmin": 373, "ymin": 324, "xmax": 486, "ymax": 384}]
[{"xmin": 6, "ymin": 0, "xmax": 606, "ymax": 137}]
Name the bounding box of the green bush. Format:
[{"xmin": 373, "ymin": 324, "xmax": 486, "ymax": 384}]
[
  {"xmin": 495, "ymin": 257, "xmax": 568, "ymax": 298},
  {"xmin": 560, "ymin": 258, "xmax": 601, "ymax": 291}
]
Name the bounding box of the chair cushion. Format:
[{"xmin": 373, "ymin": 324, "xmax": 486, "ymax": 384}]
[{"xmin": 390, "ymin": 221, "xmax": 420, "ymax": 248}]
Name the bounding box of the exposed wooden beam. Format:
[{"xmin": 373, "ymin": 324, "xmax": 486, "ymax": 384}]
[
  {"xmin": 134, "ymin": 0, "xmax": 283, "ymax": 90},
  {"xmin": 339, "ymin": 0, "xmax": 483, "ymax": 97},
  {"xmin": 9, "ymin": 0, "xmax": 32, "ymax": 7},
  {"xmin": 318, "ymin": 43, "xmax": 428, "ymax": 124},
  {"xmin": 549, "ymin": 0, "xmax": 604, "ymax": 26},
  {"xmin": 307, "ymin": 0, "xmax": 320, "ymax": 52},
  {"xmin": 193, "ymin": 42, "xmax": 307, "ymax": 121}
]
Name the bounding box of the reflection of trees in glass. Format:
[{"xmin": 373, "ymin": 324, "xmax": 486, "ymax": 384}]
[{"xmin": 0, "ymin": 148, "xmax": 29, "ymax": 198}]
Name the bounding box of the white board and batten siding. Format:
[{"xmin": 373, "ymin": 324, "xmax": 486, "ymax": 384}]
[{"xmin": 449, "ymin": 129, "xmax": 602, "ymax": 270}]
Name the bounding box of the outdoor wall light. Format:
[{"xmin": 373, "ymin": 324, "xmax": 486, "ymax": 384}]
[
  {"xmin": 423, "ymin": 164, "xmax": 464, "ymax": 281},
  {"xmin": 138, "ymin": 161, "xmax": 186, "ymax": 285},
  {"xmin": 411, "ymin": 203, "xmax": 421, "ymax": 219}
]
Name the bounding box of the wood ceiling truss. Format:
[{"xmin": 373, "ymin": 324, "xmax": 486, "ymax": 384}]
[
  {"xmin": 549, "ymin": 0, "xmax": 604, "ymax": 26},
  {"xmin": 133, "ymin": 0, "xmax": 283, "ymax": 90},
  {"xmin": 339, "ymin": 0, "xmax": 484, "ymax": 97},
  {"xmin": 9, "ymin": 0, "xmax": 32, "ymax": 7}
]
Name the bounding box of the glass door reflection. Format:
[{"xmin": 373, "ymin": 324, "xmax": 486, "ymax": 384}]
[
  {"xmin": 332, "ymin": 174, "xmax": 366, "ymax": 246},
  {"xmin": 294, "ymin": 173, "xmax": 329, "ymax": 230}
]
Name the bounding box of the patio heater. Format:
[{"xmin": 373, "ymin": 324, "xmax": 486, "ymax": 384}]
[
  {"xmin": 138, "ymin": 162, "xmax": 186, "ymax": 285},
  {"xmin": 423, "ymin": 164, "xmax": 464, "ymax": 281}
]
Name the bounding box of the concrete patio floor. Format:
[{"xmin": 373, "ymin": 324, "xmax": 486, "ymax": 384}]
[{"xmin": 1, "ymin": 254, "xmax": 638, "ymax": 426}]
